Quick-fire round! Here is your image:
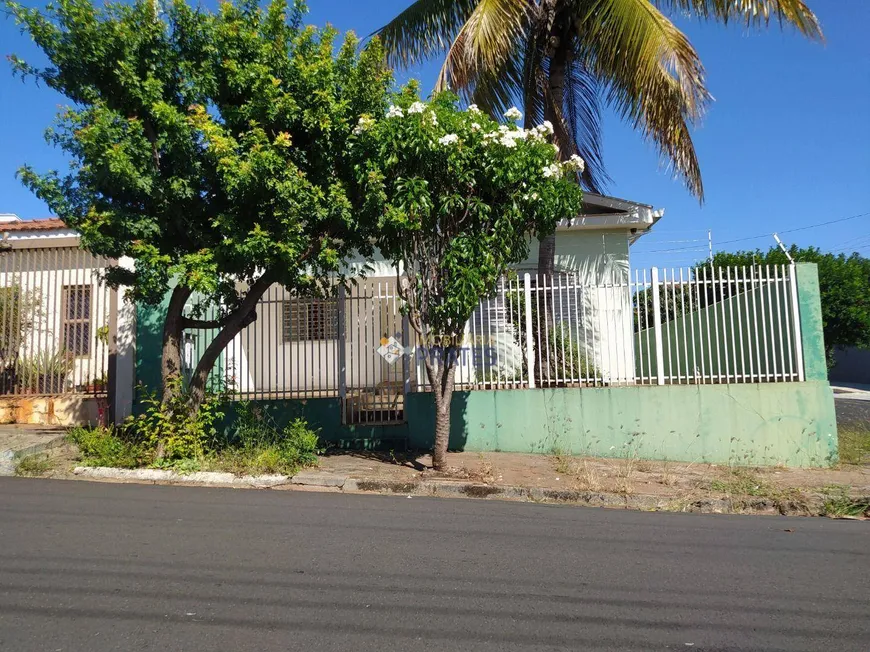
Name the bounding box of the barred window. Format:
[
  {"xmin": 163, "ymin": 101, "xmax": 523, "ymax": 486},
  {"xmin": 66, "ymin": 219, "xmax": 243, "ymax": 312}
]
[
  {"xmin": 62, "ymin": 285, "xmax": 92, "ymax": 356},
  {"xmin": 282, "ymin": 299, "xmax": 338, "ymax": 342}
]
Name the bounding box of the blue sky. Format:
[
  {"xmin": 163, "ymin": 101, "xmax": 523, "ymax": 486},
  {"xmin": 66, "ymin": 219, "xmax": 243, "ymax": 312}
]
[{"xmin": 1, "ymin": 1, "xmax": 868, "ymax": 269}]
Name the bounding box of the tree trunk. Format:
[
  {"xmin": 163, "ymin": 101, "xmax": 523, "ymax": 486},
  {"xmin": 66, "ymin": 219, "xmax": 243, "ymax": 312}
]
[
  {"xmin": 186, "ymin": 270, "xmax": 278, "ymax": 412},
  {"xmin": 161, "ymin": 285, "xmax": 193, "ymax": 405},
  {"xmin": 186, "ymin": 308, "xmax": 257, "ymax": 411},
  {"xmin": 537, "ymin": 42, "xmax": 569, "ymax": 278},
  {"xmin": 426, "ymin": 343, "xmax": 459, "ymax": 471}
]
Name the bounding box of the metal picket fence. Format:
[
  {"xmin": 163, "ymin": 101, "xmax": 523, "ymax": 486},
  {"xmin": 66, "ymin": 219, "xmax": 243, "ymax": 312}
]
[
  {"xmin": 0, "ymin": 245, "xmax": 113, "ymax": 397},
  {"xmin": 210, "ymin": 265, "xmax": 805, "ymax": 422}
]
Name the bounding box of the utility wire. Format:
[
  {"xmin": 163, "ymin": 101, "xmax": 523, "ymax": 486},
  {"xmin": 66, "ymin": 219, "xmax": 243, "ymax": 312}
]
[{"xmin": 637, "ymin": 211, "xmax": 870, "ymax": 254}]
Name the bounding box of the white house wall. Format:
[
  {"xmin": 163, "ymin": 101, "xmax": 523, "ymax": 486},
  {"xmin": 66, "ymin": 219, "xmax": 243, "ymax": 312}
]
[{"xmin": 0, "ymin": 247, "xmax": 111, "ymax": 394}]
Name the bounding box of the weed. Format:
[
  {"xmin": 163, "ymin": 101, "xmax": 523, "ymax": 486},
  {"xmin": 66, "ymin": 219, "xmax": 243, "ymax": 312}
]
[
  {"xmin": 68, "ymin": 425, "xmax": 150, "ymax": 468},
  {"xmin": 820, "ymin": 485, "xmax": 870, "ymax": 519},
  {"xmin": 838, "ymin": 424, "xmax": 870, "ymax": 465},
  {"xmin": 572, "ymin": 460, "xmax": 601, "ymax": 492},
  {"xmin": 658, "ymin": 467, "xmax": 678, "ymax": 487},
  {"xmin": 635, "ymin": 460, "xmax": 654, "ymax": 473},
  {"xmin": 14, "ymin": 453, "xmax": 53, "ymax": 477},
  {"xmin": 709, "ymin": 468, "xmax": 773, "ymax": 497},
  {"xmin": 125, "ymin": 377, "xmax": 225, "ymax": 460}
]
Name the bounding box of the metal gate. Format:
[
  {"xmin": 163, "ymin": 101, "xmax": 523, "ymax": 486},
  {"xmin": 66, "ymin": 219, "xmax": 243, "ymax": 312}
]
[
  {"xmin": 339, "ymin": 278, "xmax": 409, "ymax": 425},
  {"xmin": 0, "ymin": 245, "xmax": 113, "ymax": 397}
]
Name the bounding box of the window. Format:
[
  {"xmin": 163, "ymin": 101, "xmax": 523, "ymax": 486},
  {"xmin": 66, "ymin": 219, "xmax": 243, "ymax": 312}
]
[
  {"xmin": 62, "ymin": 285, "xmax": 92, "ymax": 356},
  {"xmin": 282, "ymin": 299, "xmax": 338, "ymax": 342}
]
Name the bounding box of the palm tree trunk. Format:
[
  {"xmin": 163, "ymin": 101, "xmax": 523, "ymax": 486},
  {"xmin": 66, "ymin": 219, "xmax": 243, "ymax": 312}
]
[{"xmin": 537, "ymin": 42, "xmax": 570, "ymax": 278}]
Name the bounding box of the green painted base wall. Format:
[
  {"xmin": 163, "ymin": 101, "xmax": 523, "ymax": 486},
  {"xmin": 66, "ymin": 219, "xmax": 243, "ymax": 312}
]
[{"xmin": 225, "ymin": 381, "xmax": 837, "ymax": 467}]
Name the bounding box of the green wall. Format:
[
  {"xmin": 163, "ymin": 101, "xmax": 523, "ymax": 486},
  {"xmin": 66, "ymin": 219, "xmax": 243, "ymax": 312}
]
[
  {"xmin": 136, "ymin": 263, "xmax": 837, "ymax": 467},
  {"xmin": 232, "ymin": 381, "xmax": 837, "ymax": 467}
]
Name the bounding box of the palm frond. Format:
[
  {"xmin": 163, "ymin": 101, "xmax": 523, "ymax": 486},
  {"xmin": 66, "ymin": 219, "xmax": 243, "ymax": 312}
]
[
  {"xmin": 653, "ymin": 0, "xmax": 823, "ymax": 40},
  {"xmin": 434, "ymin": 0, "xmax": 532, "ymax": 94},
  {"xmin": 375, "ymin": 0, "xmax": 479, "ymax": 69},
  {"xmin": 575, "ymin": 0, "xmax": 710, "ymax": 200},
  {"xmin": 563, "ymin": 57, "xmax": 609, "ymax": 192},
  {"xmin": 468, "ymin": 49, "xmax": 526, "ymax": 115}
]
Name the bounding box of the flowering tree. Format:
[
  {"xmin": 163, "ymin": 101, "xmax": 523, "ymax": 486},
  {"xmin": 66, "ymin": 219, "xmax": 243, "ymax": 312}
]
[
  {"xmin": 8, "ymin": 0, "xmax": 391, "ymax": 411},
  {"xmin": 351, "ymin": 88, "xmax": 584, "ymax": 469}
]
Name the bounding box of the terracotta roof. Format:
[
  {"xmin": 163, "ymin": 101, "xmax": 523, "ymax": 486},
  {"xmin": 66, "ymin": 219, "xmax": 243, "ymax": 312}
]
[{"xmin": 1, "ymin": 218, "xmax": 67, "ymax": 232}]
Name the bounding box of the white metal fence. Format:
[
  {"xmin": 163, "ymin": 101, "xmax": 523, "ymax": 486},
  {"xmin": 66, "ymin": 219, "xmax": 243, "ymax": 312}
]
[
  {"xmin": 209, "ymin": 265, "xmax": 806, "ymax": 421},
  {"xmin": 0, "ymin": 246, "xmax": 113, "ymax": 397}
]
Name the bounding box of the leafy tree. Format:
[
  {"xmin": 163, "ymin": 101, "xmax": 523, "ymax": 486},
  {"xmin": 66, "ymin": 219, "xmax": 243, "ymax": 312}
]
[
  {"xmin": 711, "ymin": 247, "xmax": 870, "ymax": 365},
  {"xmin": 350, "ymin": 90, "xmax": 583, "ymax": 469},
  {"xmin": 377, "ymin": 0, "xmax": 823, "ymax": 274},
  {"xmin": 8, "ymin": 0, "xmax": 391, "ymax": 410}
]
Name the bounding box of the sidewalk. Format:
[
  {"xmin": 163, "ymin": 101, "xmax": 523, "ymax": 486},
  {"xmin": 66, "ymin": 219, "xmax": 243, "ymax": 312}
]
[{"xmin": 0, "ymin": 425, "xmax": 67, "ymax": 475}]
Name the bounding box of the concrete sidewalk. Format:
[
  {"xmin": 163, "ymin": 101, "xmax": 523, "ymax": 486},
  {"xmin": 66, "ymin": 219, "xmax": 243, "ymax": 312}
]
[
  {"xmin": 832, "ymin": 383, "xmax": 870, "ymax": 401},
  {"xmin": 0, "ymin": 425, "xmax": 67, "ymax": 476}
]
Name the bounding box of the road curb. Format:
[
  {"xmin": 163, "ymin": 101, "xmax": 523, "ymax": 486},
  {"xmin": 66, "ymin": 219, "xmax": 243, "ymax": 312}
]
[
  {"xmin": 63, "ymin": 466, "xmax": 841, "ymax": 516},
  {"xmin": 73, "ymin": 466, "xmax": 292, "ymax": 488}
]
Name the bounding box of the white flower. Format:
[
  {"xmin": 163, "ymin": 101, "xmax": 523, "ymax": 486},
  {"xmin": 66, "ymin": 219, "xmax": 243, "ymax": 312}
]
[
  {"xmin": 386, "ymin": 105, "xmax": 404, "ymax": 118},
  {"xmin": 566, "ymin": 154, "xmax": 586, "ymax": 173},
  {"xmin": 542, "ymin": 163, "xmax": 561, "ymax": 178},
  {"xmin": 352, "ymin": 115, "xmax": 374, "ymax": 135},
  {"xmin": 470, "ymin": 122, "xmax": 482, "ymax": 131},
  {"xmin": 407, "ymin": 101, "xmax": 426, "ymax": 114},
  {"xmin": 482, "ymin": 131, "xmax": 498, "ymax": 142},
  {"xmin": 425, "ymin": 110, "xmax": 438, "ymax": 126},
  {"xmin": 499, "ymin": 135, "xmax": 517, "ymax": 148},
  {"xmin": 506, "ymin": 128, "xmax": 527, "ymax": 141},
  {"xmin": 537, "ymin": 120, "xmax": 554, "ymax": 136},
  {"xmin": 504, "ymin": 106, "xmax": 522, "ymax": 121},
  {"xmin": 498, "ymin": 124, "xmax": 510, "ymax": 134},
  {"xmin": 531, "ymin": 192, "xmax": 539, "ymax": 200},
  {"xmin": 467, "ymin": 103, "xmax": 480, "ymax": 113},
  {"xmin": 438, "ymin": 133, "xmax": 459, "ymax": 146}
]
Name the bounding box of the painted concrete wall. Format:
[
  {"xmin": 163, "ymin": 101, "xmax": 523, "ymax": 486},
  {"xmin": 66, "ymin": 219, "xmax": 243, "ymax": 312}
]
[{"xmin": 224, "ymin": 381, "xmax": 837, "ymax": 467}]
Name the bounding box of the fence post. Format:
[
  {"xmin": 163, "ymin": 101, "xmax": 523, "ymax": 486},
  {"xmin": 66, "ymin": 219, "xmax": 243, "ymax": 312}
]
[
  {"xmin": 788, "ymin": 263, "xmax": 806, "ymax": 382},
  {"xmin": 523, "ymin": 272, "xmax": 535, "ymax": 389},
  {"xmin": 337, "ymin": 285, "xmax": 347, "ymax": 411},
  {"xmin": 401, "ymin": 310, "xmax": 411, "ymax": 396},
  {"xmin": 793, "ymin": 263, "xmax": 826, "ymax": 382},
  {"xmin": 651, "ymin": 267, "xmax": 665, "ymax": 385},
  {"xmin": 111, "ymin": 256, "xmax": 136, "ymax": 424}
]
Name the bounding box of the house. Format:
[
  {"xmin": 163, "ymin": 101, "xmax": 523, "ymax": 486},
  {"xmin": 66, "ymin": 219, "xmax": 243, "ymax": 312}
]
[
  {"xmin": 2, "ymin": 205, "xmax": 837, "ymax": 470},
  {"xmin": 0, "ymin": 214, "xmax": 117, "ymax": 423},
  {"xmin": 211, "ymin": 192, "xmax": 662, "ymax": 411}
]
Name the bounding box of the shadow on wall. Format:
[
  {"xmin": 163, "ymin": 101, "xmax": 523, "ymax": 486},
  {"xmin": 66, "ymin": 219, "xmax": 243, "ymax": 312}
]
[{"xmin": 217, "ymin": 391, "xmax": 470, "ymax": 454}]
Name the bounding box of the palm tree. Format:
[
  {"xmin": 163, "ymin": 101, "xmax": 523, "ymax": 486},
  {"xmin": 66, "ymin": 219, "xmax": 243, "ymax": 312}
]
[{"xmin": 377, "ymin": 1, "xmax": 822, "ymax": 275}]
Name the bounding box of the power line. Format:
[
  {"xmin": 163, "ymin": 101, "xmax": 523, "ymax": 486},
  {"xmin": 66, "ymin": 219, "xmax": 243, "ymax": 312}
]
[{"xmin": 637, "ymin": 211, "xmax": 870, "ymax": 254}]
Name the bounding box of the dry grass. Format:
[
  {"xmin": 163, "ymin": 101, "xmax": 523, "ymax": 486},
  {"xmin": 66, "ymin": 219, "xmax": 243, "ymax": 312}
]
[
  {"xmin": 571, "ymin": 459, "xmax": 601, "ymax": 492},
  {"xmin": 839, "ymin": 424, "xmax": 870, "ymax": 466},
  {"xmin": 14, "ymin": 453, "xmax": 54, "ymax": 477}
]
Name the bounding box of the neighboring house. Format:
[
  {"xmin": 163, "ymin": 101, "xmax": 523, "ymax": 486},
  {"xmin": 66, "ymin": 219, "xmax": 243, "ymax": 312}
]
[{"xmin": 0, "ymin": 214, "xmax": 114, "ymax": 423}]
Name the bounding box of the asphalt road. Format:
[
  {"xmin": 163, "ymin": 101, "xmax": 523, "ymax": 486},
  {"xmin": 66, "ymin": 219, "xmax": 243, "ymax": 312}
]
[
  {"xmin": 0, "ymin": 479, "xmax": 867, "ymax": 652},
  {"xmin": 835, "ymin": 396, "xmax": 870, "ymax": 428}
]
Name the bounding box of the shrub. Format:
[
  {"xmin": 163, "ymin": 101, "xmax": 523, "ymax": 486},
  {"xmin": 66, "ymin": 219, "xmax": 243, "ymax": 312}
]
[
  {"xmin": 125, "ymin": 377, "xmax": 225, "ymax": 461},
  {"xmin": 68, "ymin": 425, "xmax": 149, "ymax": 468},
  {"xmin": 216, "ymin": 402, "xmax": 320, "ymax": 475}
]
